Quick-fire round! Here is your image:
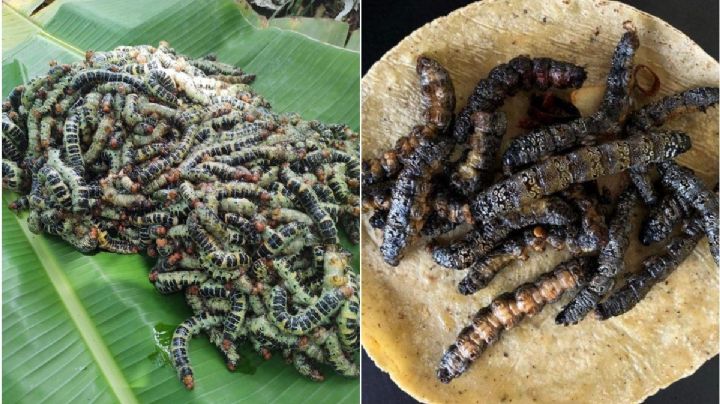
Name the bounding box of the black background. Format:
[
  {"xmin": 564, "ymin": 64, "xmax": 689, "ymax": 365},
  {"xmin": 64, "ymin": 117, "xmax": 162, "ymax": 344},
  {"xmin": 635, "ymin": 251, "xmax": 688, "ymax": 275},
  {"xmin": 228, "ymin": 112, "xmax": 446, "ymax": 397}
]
[{"xmin": 361, "ymin": 0, "xmax": 720, "ymax": 403}]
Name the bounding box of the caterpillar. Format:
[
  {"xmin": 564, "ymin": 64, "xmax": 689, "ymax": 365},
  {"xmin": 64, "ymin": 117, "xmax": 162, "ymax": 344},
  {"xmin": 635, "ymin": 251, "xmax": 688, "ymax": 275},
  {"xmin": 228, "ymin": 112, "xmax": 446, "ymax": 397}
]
[
  {"xmin": 596, "ymin": 215, "xmax": 704, "ymax": 319},
  {"xmin": 556, "ymin": 187, "xmax": 640, "ymax": 325},
  {"xmin": 659, "ymin": 162, "xmax": 719, "ymax": 264},
  {"xmin": 336, "ymin": 271, "xmax": 359, "ymax": 353},
  {"xmin": 291, "ymin": 353, "xmax": 324, "ymax": 382},
  {"xmin": 431, "ymin": 197, "xmax": 580, "ymax": 270},
  {"xmin": 147, "ymin": 69, "xmax": 177, "ymax": 106},
  {"xmin": 453, "ymin": 56, "xmax": 586, "ymax": 144},
  {"xmin": 71, "ymin": 70, "xmax": 150, "ymax": 94},
  {"xmin": 451, "ymin": 111, "xmax": 506, "ymax": 195},
  {"xmin": 626, "ymin": 87, "xmax": 719, "ymax": 133},
  {"xmin": 316, "ymin": 328, "xmax": 359, "ymax": 377},
  {"xmin": 471, "ymin": 131, "xmax": 691, "ymax": 222},
  {"xmin": 256, "ymin": 222, "xmax": 307, "ymax": 258},
  {"xmin": 275, "ymin": 256, "xmax": 315, "ymax": 305},
  {"xmin": 501, "ymin": 29, "xmax": 639, "ymax": 172},
  {"xmin": 417, "ymin": 55, "xmax": 456, "ymax": 130},
  {"xmin": 437, "ymin": 256, "xmax": 594, "ymax": 384},
  {"xmin": 221, "ymin": 290, "xmax": 248, "ymax": 347},
  {"xmin": 280, "ymin": 167, "xmax": 337, "ymax": 243},
  {"xmin": 2, "ymin": 159, "xmax": 26, "ymax": 191},
  {"xmin": 267, "ymin": 285, "xmax": 351, "ymax": 335},
  {"xmin": 640, "ymin": 192, "xmax": 690, "ymax": 245},
  {"xmin": 561, "ymin": 184, "xmax": 609, "ymax": 255},
  {"xmin": 458, "ymin": 226, "xmax": 548, "ymax": 295},
  {"xmin": 380, "ymin": 138, "xmax": 452, "ymax": 266},
  {"xmin": 171, "ymin": 312, "xmax": 222, "ymax": 389},
  {"xmin": 150, "ymin": 270, "xmax": 208, "ymax": 294}
]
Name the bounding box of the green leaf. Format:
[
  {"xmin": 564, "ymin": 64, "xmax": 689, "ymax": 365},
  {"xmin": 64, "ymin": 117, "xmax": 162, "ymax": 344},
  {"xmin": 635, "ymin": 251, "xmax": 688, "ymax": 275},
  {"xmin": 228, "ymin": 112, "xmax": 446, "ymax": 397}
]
[
  {"xmin": 1, "ymin": 0, "xmax": 360, "ymax": 402},
  {"xmin": 346, "ymin": 30, "xmax": 359, "ymax": 52},
  {"xmin": 268, "ymin": 17, "xmax": 349, "ymax": 48}
]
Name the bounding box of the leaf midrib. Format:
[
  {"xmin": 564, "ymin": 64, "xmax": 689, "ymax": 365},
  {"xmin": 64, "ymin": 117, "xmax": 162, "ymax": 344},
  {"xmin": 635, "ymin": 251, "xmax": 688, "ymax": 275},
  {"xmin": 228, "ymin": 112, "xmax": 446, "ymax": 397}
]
[
  {"xmin": 2, "ymin": 0, "xmax": 84, "ymax": 56},
  {"xmin": 4, "ymin": 195, "xmax": 139, "ymax": 404}
]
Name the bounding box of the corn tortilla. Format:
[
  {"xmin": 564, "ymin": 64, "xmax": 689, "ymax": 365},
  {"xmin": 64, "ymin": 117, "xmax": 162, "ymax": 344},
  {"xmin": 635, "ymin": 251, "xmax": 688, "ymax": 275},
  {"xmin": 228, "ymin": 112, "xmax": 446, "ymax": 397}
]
[{"xmin": 361, "ymin": 1, "xmax": 719, "ymax": 403}]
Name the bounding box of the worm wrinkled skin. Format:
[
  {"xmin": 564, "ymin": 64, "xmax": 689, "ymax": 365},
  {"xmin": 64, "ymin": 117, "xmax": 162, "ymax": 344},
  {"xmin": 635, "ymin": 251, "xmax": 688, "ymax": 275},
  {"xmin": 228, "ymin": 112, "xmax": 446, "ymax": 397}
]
[
  {"xmin": 471, "ymin": 131, "xmax": 691, "ymax": 221},
  {"xmin": 438, "ymin": 257, "xmax": 594, "ymax": 383}
]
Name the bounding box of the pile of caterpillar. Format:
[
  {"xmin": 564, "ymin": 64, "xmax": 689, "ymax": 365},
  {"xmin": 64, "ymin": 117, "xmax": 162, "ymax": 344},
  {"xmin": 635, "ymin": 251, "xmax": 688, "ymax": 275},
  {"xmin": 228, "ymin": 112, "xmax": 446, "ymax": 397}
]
[
  {"xmin": 361, "ymin": 23, "xmax": 719, "ymax": 383},
  {"xmin": 2, "ymin": 42, "xmax": 360, "ymax": 389}
]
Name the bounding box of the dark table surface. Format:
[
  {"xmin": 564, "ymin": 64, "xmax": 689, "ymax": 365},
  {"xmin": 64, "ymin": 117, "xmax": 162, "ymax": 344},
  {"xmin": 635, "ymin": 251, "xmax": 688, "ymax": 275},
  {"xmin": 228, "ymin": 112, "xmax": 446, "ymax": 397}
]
[{"xmin": 360, "ymin": 0, "xmax": 719, "ymax": 403}]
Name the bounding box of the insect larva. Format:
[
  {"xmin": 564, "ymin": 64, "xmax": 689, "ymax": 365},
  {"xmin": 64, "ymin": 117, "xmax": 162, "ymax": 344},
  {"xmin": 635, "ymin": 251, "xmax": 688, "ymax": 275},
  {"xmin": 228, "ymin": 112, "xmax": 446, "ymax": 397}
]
[
  {"xmin": 270, "ymin": 208, "xmax": 313, "ymax": 226},
  {"xmin": 171, "ymin": 312, "xmax": 222, "ymax": 389},
  {"xmin": 268, "ymin": 285, "xmax": 351, "ymax": 335},
  {"xmin": 291, "ymin": 353, "xmax": 324, "ymax": 382},
  {"xmin": 380, "ymin": 139, "xmax": 451, "ymax": 266},
  {"xmin": 247, "ymin": 316, "xmax": 301, "ymax": 353},
  {"xmin": 453, "ymin": 56, "xmax": 587, "ymax": 143},
  {"xmin": 150, "ymin": 270, "xmax": 208, "ymax": 294},
  {"xmin": 196, "ymin": 161, "xmax": 248, "ymax": 181},
  {"xmin": 147, "ymin": 69, "xmax": 177, "ymax": 105},
  {"xmin": 315, "ymin": 327, "xmax": 360, "ymax": 377},
  {"xmin": 208, "ymin": 327, "xmax": 241, "ymax": 371},
  {"xmin": 2, "ymin": 112, "xmax": 28, "ymax": 151},
  {"xmin": 198, "ymin": 279, "xmax": 231, "ymax": 299},
  {"xmin": 561, "ymin": 184, "xmax": 609, "ymax": 253},
  {"xmin": 207, "ymin": 249, "xmax": 251, "ymax": 270},
  {"xmin": 432, "ymin": 197, "xmax": 578, "ymax": 270},
  {"xmin": 501, "ymin": 30, "xmax": 638, "ymax": 172},
  {"xmin": 224, "ymin": 212, "xmax": 262, "ymax": 245},
  {"xmin": 327, "ymin": 163, "xmax": 358, "ymax": 206},
  {"xmin": 38, "ymin": 166, "xmax": 71, "ymax": 207},
  {"xmin": 47, "ymin": 149, "xmax": 90, "ymax": 211},
  {"xmin": 2, "ymin": 158, "xmax": 27, "ymax": 191},
  {"xmin": 598, "ymin": 27, "xmax": 640, "ymax": 121},
  {"xmin": 659, "ymin": 161, "xmax": 719, "ymax": 264},
  {"xmin": 417, "ymin": 55, "xmax": 456, "ymax": 130},
  {"xmin": 626, "ymin": 87, "xmax": 719, "ymax": 133},
  {"xmin": 310, "ymin": 181, "xmax": 335, "ymax": 201},
  {"xmin": 437, "ymin": 256, "xmax": 594, "ymax": 384},
  {"xmin": 281, "ymin": 167, "xmax": 337, "ymax": 243},
  {"xmin": 221, "ymin": 291, "xmax": 248, "ymax": 347},
  {"xmin": 187, "ymin": 213, "xmax": 222, "ymax": 253},
  {"xmin": 7, "ymin": 85, "xmax": 23, "ymax": 111},
  {"xmin": 275, "ymin": 257, "xmax": 315, "ymax": 306},
  {"xmin": 219, "ymin": 197, "xmax": 257, "ymax": 216},
  {"xmin": 596, "ymin": 216, "xmax": 703, "ymax": 320},
  {"xmin": 122, "ymin": 94, "xmax": 143, "ymax": 127},
  {"xmin": 83, "ymin": 116, "xmax": 113, "ymax": 164},
  {"xmin": 556, "ymin": 187, "xmax": 640, "ymax": 325},
  {"xmin": 451, "ymin": 112, "xmax": 506, "ymax": 195},
  {"xmin": 629, "ymin": 165, "xmax": 658, "ymax": 206},
  {"xmin": 133, "ymin": 142, "xmax": 169, "ymax": 163},
  {"xmin": 2, "ymin": 136, "xmax": 24, "ymax": 164},
  {"xmin": 336, "ymin": 271, "xmax": 359, "ymax": 353},
  {"xmin": 98, "ymin": 233, "xmax": 139, "ymax": 254},
  {"xmin": 640, "ymin": 192, "xmax": 690, "ymax": 245},
  {"xmin": 136, "ymin": 138, "xmax": 193, "ymax": 185},
  {"xmin": 70, "ymin": 69, "xmax": 150, "ymax": 94},
  {"xmin": 102, "ymin": 184, "xmax": 148, "ymax": 207},
  {"xmin": 256, "ymin": 222, "xmax": 307, "ymax": 258},
  {"xmin": 471, "ymin": 131, "xmax": 691, "ymax": 222},
  {"xmin": 458, "ymin": 227, "xmax": 543, "ymax": 295}
]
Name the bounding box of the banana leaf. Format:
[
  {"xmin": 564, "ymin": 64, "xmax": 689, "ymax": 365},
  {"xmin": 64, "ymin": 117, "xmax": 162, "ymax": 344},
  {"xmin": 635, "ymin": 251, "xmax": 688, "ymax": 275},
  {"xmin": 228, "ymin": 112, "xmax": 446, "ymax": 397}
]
[{"xmin": 1, "ymin": 0, "xmax": 360, "ymax": 402}]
